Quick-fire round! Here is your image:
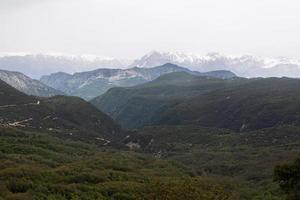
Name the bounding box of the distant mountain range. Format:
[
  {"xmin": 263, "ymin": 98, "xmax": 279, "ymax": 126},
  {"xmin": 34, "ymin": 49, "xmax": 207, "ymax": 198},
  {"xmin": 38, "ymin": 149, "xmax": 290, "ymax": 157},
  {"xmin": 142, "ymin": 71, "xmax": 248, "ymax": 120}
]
[
  {"xmin": 1, "ymin": 50, "xmax": 299, "ymax": 99},
  {"xmin": 0, "ymin": 53, "xmax": 131, "ymax": 79},
  {"xmin": 1, "ymin": 51, "xmax": 300, "ymax": 79},
  {"xmin": 0, "ymin": 69, "xmax": 63, "ymax": 97},
  {"xmin": 40, "ymin": 63, "xmax": 236, "ymax": 100},
  {"xmin": 130, "ymin": 51, "xmax": 300, "ymax": 78}
]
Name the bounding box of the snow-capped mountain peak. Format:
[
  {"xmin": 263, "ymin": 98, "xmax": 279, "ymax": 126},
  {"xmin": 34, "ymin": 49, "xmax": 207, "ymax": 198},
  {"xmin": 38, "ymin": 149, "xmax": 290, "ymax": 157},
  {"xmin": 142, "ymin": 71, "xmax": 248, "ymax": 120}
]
[
  {"xmin": 1, "ymin": 51, "xmax": 300, "ymax": 79},
  {"xmin": 131, "ymin": 51, "xmax": 300, "ymax": 78}
]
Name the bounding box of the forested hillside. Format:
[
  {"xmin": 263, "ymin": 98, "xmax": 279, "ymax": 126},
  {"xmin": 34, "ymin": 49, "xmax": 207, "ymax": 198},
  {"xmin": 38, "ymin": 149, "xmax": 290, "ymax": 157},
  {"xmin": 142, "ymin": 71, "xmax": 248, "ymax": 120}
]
[{"xmin": 92, "ymin": 73, "xmax": 300, "ymax": 130}]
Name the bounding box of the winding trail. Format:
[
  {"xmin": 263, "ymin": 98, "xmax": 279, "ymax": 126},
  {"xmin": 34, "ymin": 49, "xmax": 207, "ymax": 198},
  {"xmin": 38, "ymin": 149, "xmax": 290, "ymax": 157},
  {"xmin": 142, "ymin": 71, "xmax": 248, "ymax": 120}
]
[
  {"xmin": 9, "ymin": 118, "xmax": 33, "ymax": 127},
  {"xmin": 0, "ymin": 101, "xmax": 40, "ymax": 109},
  {"xmin": 0, "ymin": 104, "xmax": 17, "ymax": 108}
]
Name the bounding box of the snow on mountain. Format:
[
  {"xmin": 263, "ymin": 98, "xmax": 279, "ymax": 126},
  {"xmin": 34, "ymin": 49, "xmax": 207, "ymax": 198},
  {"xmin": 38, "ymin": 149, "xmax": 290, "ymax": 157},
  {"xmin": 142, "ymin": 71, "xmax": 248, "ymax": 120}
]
[
  {"xmin": 130, "ymin": 51, "xmax": 300, "ymax": 78},
  {"xmin": 0, "ymin": 69, "xmax": 64, "ymax": 97},
  {"xmin": 0, "ymin": 53, "xmax": 131, "ymax": 79},
  {"xmin": 1, "ymin": 51, "xmax": 300, "ymax": 79}
]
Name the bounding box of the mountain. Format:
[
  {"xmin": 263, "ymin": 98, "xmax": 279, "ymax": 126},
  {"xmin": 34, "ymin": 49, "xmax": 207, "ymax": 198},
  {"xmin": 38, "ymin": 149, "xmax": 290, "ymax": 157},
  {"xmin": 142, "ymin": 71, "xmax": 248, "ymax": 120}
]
[
  {"xmin": 0, "ymin": 79, "xmax": 122, "ymax": 143},
  {"xmin": 3, "ymin": 51, "xmax": 300, "ymax": 80},
  {"xmin": 91, "ymin": 72, "xmax": 300, "ymax": 130},
  {"xmin": 41, "ymin": 63, "xmax": 236, "ymax": 100},
  {"xmin": 0, "ymin": 69, "xmax": 64, "ymax": 97},
  {"xmin": 0, "ymin": 53, "xmax": 131, "ymax": 79},
  {"xmin": 130, "ymin": 51, "xmax": 300, "ymax": 78}
]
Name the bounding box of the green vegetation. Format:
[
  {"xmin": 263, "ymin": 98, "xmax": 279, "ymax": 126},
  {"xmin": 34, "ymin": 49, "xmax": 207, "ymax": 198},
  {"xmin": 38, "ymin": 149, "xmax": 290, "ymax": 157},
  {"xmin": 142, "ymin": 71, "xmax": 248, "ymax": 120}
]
[
  {"xmin": 131, "ymin": 125, "xmax": 300, "ymax": 177},
  {"xmin": 0, "ymin": 127, "xmax": 240, "ymax": 200}
]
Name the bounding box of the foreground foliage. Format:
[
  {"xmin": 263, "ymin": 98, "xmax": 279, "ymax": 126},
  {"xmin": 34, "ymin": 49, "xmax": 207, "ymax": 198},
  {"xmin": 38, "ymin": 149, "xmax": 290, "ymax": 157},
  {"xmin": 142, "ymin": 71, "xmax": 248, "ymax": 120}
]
[
  {"xmin": 274, "ymin": 157, "xmax": 300, "ymax": 200},
  {"xmin": 0, "ymin": 127, "xmax": 240, "ymax": 200}
]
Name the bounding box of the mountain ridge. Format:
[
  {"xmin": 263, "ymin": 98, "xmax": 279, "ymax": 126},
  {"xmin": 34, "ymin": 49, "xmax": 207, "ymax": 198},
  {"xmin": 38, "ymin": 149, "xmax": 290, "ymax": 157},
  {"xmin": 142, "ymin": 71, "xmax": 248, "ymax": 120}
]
[{"xmin": 41, "ymin": 63, "xmax": 236, "ymax": 100}]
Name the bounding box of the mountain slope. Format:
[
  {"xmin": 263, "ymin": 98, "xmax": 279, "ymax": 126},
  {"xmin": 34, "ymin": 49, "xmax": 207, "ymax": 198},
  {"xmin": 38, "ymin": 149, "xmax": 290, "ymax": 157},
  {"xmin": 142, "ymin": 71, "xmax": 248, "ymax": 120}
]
[
  {"xmin": 92, "ymin": 72, "xmax": 300, "ymax": 130},
  {"xmin": 0, "ymin": 79, "xmax": 122, "ymax": 143},
  {"xmin": 124, "ymin": 125, "xmax": 300, "ymax": 180},
  {"xmin": 41, "ymin": 63, "xmax": 236, "ymax": 100},
  {"xmin": 0, "ymin": 69, "xmax": 64, "ymax": 97}
]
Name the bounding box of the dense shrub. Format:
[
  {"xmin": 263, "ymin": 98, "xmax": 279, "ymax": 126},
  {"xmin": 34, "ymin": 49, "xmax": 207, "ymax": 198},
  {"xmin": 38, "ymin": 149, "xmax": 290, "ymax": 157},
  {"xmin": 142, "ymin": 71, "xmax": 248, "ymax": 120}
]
[{"xmin": 274, "ymin": 157, "xmax": 300, "ymax": 200}]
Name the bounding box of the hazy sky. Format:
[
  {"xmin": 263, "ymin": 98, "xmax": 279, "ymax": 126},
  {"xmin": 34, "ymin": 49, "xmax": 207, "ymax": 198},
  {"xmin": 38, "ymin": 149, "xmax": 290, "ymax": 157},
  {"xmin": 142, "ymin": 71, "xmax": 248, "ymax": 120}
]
[{"xmin": 1, "ymin": 0, "xmax": 300, "ymax": 59}]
